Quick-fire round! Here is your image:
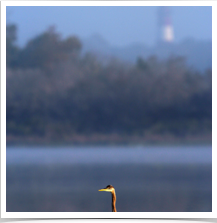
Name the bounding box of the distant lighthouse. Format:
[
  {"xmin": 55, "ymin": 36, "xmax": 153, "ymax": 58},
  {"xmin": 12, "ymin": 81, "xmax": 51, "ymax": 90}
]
[{"xmin": 157, "ymin": 6, "xmax": 174, "ymax": 43}]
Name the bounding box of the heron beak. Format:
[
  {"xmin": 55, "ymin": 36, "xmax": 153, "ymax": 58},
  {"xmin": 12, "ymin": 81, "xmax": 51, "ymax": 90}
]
[{"xmin": 98, "ymin": 188, "xmax": 111, "ymax": 192}]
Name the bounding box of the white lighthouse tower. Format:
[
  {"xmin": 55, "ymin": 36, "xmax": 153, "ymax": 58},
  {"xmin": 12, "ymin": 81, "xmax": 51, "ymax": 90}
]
[{"xmin": 158, "ymin": 6, "xmax": 174, "ymax": 43}]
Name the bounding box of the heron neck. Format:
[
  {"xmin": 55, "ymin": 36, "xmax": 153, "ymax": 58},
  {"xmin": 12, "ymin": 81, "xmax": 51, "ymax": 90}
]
[{"xmin": 111, "ymin": 190, "xmax": 117, "ymax": 212}]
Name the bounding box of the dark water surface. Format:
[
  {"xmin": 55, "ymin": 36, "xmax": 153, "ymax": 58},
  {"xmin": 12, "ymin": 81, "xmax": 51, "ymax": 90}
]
[{"xmin": 6, "ymin": 145, "xmax": 212, "ymax": 212}]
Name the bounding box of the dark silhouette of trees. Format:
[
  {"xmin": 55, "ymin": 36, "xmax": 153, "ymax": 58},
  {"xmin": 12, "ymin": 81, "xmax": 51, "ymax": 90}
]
[
  {"xmin": 6, "ymin": 24, "xmax": 19, "ymax": 67},
  {"xmin": 8, "ymin": 25, "xmax": 81, "ymax": 71},
  {"xmin": 6, "ymin": 24, "xmax": 212, "ymax": 142}
]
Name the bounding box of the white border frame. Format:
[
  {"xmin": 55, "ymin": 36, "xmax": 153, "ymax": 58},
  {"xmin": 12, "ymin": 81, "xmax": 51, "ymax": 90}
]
[{"xmin": 1, "ymin": 1, "xmax": 216, "ymax": 219}]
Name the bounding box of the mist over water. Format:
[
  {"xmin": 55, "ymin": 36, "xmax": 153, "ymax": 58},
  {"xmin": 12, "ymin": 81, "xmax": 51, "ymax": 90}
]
[
  {"xmin": 7, "ymin": 145, "xmax": 211, "ymax": 165},
  {"xmin": 6, "ymin": 145, "xmax": 212, "ymax": 212}
]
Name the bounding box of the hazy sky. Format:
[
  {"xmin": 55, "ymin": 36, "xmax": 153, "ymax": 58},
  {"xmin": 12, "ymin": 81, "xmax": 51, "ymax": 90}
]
[{"xmin": 6, "ymin": 6, "xmax": 212, "ymax": 47}]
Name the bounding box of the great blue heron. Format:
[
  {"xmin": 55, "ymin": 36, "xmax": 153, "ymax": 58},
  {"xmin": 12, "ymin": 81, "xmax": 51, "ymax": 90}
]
[{"xmin": 98, "ymin": 185, "xmax": 117, "ymax": 212}]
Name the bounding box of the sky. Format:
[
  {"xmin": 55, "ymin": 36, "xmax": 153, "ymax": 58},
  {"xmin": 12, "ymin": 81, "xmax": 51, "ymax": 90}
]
[{"xmin": 6, "ymin": 5, "xmax": 212, "ymax": 48}]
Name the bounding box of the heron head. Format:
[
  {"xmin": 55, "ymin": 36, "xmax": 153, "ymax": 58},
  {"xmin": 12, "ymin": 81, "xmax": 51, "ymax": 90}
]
[{"xmin": 98, "ymin": 185, "xmax": 115, "ymax": 192}]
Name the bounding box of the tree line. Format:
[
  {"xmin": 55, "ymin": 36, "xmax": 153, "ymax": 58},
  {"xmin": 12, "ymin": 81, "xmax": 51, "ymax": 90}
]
[{"xmin": 6, "ymin": 24, "xmax": 212, "ymax": 142}]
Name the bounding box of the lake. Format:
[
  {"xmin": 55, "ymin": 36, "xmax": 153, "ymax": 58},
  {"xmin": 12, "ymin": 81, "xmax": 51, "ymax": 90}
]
[{"xmin": 6, "ymin": 145, "xmax": 212, "ymax": 212}]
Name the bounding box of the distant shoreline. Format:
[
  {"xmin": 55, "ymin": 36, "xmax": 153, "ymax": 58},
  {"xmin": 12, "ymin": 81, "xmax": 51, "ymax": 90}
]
[{"xmin": 6, "ymin": 133, "xmax": 212, "ymax": 147}]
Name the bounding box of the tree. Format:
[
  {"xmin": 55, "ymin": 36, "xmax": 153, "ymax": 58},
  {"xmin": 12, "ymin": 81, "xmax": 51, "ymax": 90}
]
[
  {"xmin": 136, "ymin": 57, "xmax": 148, "ymax": 71},
  {"xmin": 6, "ymin": 24, "xmax": 19, "ymax": 67},
  {"xmin": 17, "ymin": 26, "xmax": 82, "ymax": 71}
]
